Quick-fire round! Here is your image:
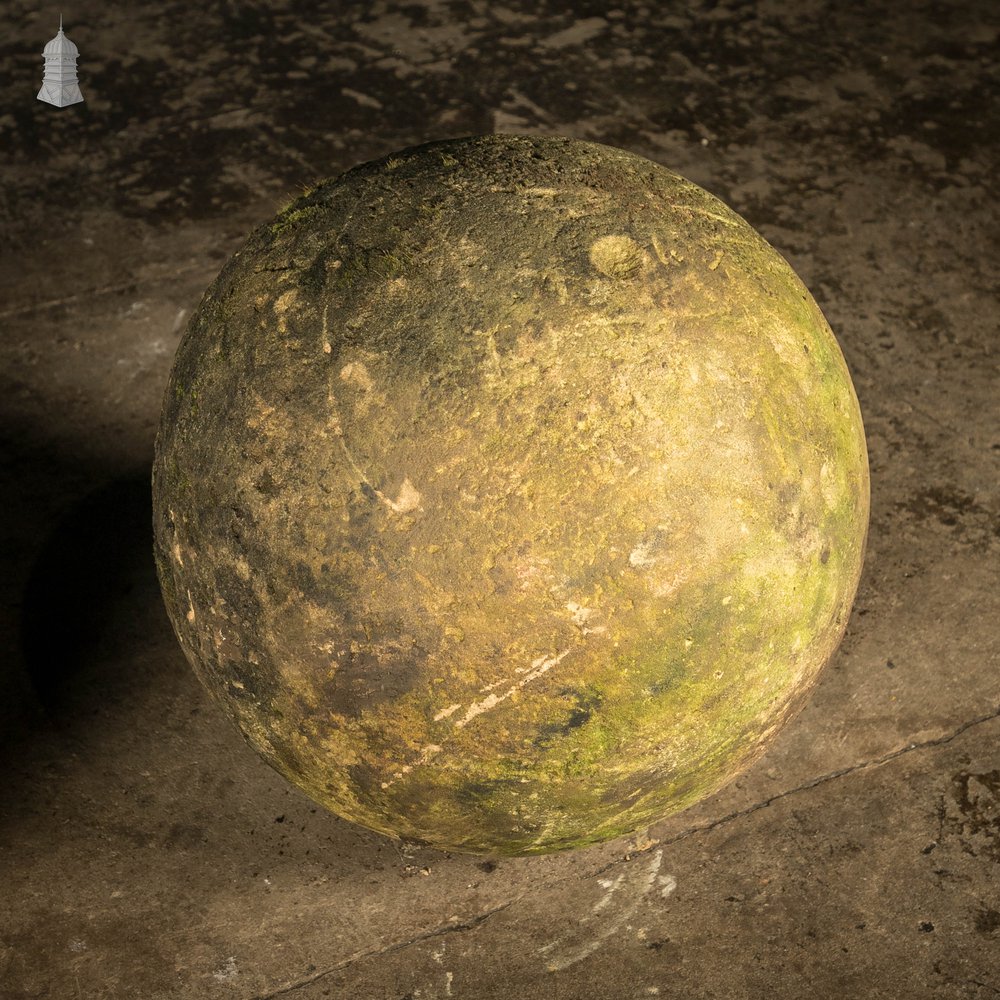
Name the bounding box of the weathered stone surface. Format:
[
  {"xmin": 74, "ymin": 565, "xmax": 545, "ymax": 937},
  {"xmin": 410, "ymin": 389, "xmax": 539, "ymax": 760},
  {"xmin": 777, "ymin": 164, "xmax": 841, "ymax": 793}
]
[{"xmin": 152, "ymin": 134, "xmax": 868, "ymax": 854}]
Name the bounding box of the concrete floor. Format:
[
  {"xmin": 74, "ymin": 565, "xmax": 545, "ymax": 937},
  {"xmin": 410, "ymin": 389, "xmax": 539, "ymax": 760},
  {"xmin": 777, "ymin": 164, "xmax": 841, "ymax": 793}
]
[{"xmin": 1, "ymin": 1, "xmax": 998, "ymax": 997}]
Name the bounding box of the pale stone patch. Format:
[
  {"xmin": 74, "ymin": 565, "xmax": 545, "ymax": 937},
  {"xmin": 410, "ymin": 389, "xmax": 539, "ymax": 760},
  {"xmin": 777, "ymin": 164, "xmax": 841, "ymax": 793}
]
[
  {"xmin": 339, "ymin": 360, "xmax": 375, "ymax": 392},
  {"xmin": 273, "ymin": 289, "xmax": 298, "ymax": 334},
  {"xmin": 629, "ymin": 541, "xmax": 657, "ymax": 568},
  {"xmin": 539, "ymin": 16, "xmax": 608, "ymax": 49},
  {"xmin": 341, "ymin": 87, "xmax": 383, "ymax": 109},
  {"xmin": 390, "ymin": 477, "xmax": 422, "ymax": 514},
  {"xmin": 589, "ymin": 234, "xmax": 644, "ymax": 279},
  {"xmin": 212, "ymin": 957, "xmax": 238, "ymax": 982}
]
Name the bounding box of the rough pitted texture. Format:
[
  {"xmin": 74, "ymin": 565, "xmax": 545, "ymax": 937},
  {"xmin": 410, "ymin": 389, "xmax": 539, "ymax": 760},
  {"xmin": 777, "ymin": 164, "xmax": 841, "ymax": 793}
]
[{"xmin": 152, "ymin": 134, "xmax": 868, "ymax": 855}]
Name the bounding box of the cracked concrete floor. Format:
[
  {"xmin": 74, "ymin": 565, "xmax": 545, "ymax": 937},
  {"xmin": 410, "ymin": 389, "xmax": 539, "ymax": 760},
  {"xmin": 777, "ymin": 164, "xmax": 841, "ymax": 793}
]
[{"xmin": 1, "ymin": 1, "xmax": 998, "ymax": 998}]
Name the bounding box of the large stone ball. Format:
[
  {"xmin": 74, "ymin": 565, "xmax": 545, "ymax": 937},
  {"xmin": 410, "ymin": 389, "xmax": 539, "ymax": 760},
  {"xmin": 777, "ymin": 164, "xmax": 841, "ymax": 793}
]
[{"xmin": 153, "ymin": 135, "xmax": 869, "ymax": 855}]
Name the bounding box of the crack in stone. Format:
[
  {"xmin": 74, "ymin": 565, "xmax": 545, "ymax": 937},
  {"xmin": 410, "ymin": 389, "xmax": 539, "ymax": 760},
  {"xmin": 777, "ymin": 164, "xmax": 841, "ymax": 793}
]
[
  {"xmin": 247, "ymin": 898, "xmax": 522, "ymax": 1000},
  {"xmin": 246, "ymin": 705, "xmax": 1000, "ymax": 997},
  {"xmin": 593, "ymin": 703, "xmax": 1000, "ymax": 877},
  {"xmin": 0, "ymin": 264, "xmax": 210, "ymax": 319},
  {"xmin": 966, "ymin": 978, "xmax": 1000, "ymax": 997}
]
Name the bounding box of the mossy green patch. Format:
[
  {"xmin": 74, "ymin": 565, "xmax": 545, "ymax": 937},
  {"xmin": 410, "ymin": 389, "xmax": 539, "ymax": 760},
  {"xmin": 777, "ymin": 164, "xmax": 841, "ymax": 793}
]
[{"xmin": 269, "ymin": 203, "xmax": 323, "ymax": 237}]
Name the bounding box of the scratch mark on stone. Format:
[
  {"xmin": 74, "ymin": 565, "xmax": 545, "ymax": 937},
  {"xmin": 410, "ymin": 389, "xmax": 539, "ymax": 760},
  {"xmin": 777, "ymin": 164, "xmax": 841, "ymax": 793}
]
[
  {"xmin": 682, "ymin": 205, "xmax": 740, "ymax": 228},
  {"xmin": 539, "ymin": 850, "xmax": 672, "ymax": 972},
  {"xmin": 273, "ymin": 289, "xmax": 298, "ymax": 334},
  {"xmin": 589, "ymin": 873, "xmax": 626, "ymax": 915},
  {"xmin": 383, "ymin": 649, "xmax": 576, "ymax": 788},
  {"xmin": 244, "ymin": 900, "xmax": 521, "ymax": 1000},
  {"xmin": 455, "ymin": 648, "xmax": 572, "ymax": 728}
]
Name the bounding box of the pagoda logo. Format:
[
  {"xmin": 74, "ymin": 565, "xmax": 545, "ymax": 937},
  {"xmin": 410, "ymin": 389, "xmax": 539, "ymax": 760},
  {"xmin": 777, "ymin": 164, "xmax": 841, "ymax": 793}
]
[{"xmin": 38, "ymin": 16, "xmax": 84, "ymax": 108}]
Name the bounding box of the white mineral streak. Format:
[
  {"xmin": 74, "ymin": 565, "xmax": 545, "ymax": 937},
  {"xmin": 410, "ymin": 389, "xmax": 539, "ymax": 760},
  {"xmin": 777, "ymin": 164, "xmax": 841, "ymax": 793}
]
[
  {"xmin": 685, "ymin": 205, "xmax": 740, "ymax": 228},
  {"xmin": 384, "ymin": 647, "xmax": 576, "ymax": 788},
  {"xmin": 539, "ymin": 850, "xmax": 674, "ymax": 972},
  {"xmin": 658, "ymin": 873, "xmax": 678, "ymax": 897},
  {"xmin": 455, "ymin": 648, "xmax": 572, "ymax": 728}
]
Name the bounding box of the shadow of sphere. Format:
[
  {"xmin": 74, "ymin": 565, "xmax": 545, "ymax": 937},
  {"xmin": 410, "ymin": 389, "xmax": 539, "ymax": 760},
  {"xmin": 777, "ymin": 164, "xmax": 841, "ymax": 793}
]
[{"xmin": 20, "ymin": 473, "xmax": 159, "ymax": 712}]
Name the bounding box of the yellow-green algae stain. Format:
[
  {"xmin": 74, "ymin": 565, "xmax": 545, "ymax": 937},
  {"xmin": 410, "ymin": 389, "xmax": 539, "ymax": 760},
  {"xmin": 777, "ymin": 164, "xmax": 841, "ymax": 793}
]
[{"xmin": 152, "ymin": 135, "xmax": 869, "ymax": 855}]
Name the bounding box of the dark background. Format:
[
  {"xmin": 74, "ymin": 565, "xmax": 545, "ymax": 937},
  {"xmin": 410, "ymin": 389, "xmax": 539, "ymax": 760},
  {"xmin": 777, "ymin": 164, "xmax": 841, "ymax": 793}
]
[{"xmin": 1, "ymin": 1, "xmax": 998, "ymax": 997}]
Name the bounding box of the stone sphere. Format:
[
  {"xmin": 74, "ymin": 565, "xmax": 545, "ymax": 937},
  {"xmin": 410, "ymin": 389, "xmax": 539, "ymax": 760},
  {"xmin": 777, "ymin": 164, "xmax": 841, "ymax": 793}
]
[{"xmin": 153, "ymin": 135, "xmax": 869, "ymax": 855}]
